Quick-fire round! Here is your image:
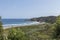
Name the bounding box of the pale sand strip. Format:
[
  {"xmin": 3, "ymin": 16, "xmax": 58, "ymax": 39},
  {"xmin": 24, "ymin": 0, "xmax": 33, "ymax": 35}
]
[{"xmin": 3, "ymin": 22, "xmax": 44, "ymax": 29}]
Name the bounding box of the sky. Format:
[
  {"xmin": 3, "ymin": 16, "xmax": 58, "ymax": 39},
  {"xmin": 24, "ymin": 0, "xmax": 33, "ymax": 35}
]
[{"xmin": 0, "ymin": 0, "xmax": 60, "ymax": 19}]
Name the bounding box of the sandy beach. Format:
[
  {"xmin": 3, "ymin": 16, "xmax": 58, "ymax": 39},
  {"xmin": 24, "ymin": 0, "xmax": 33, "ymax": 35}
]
[{"xmin": 3, "ymin": 22, "xmax": 42, "ymax": 29}]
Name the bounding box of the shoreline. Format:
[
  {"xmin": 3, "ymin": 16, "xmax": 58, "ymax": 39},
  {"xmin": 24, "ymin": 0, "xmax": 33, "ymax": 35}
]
[{"xmin": 3, "ymin": 22, "xmax": 42, "ymax": 29}]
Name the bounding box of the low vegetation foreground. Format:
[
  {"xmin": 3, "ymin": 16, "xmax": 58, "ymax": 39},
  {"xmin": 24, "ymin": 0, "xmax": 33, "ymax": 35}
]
[{"xmin": 0, "ymin": 16, "xmax": 60, "ymax": 40}]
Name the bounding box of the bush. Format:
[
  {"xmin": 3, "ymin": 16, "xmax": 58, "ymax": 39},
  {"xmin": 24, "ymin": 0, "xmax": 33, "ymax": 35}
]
[
  {"xmin": 7, "ymin": 28, "xmax": 26, "ymax": 40},
  {"xmin": 0, "ymin": 16, "xmax": 4, "ymax": 40}
]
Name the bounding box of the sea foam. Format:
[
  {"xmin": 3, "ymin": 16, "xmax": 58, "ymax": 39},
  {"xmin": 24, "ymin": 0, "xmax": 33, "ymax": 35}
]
[{"xmin": 3, "ymin": 21, "xmax": 40, "ymax": 29}]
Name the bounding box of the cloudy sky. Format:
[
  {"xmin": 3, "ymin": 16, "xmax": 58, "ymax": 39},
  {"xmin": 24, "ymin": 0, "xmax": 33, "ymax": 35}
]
[{"xmin": 0, "ymin": 0, "xmax": 60, "ymax": 19}]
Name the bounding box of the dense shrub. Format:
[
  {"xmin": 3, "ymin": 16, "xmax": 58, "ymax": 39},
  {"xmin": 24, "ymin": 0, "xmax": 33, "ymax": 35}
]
[
  {"xmin": 53, "ymin": 16, "xmax": 60, "ymax": 38},
  {"xmin": 7, "ymin": 28, "xmax": 26, "ymax": 40},
  {"xmin": 0, "ymin": 17, "xmax": 4, "ymax": 40}
]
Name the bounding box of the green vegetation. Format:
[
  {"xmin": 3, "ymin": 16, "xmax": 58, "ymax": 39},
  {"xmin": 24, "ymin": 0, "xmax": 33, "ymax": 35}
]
[
  {"xmin": 30, "ymin": 16, "xmax": 56, "ymax": 23},
  {"xmin": 0, "ymin": 16, "xmax": 4, "ymax": 40},
  {"xmin": 0, "ymin": 15, "xmax": 60, "ymax": 40},
  {"xmin": 53, "ymin": 16, "xmax": 60, "ymax": 39},
  {"xmin": 5, "ymin": 24, "xmax": 51, "ymax": 40},
  {"xmin": 7, "ymin": 28, "xmax": 25, "ymax": 40}
]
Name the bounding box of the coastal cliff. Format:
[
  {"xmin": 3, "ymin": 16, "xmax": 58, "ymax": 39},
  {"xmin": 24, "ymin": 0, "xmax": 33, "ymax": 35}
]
[{"xmin": 30, "ymin": 16, "xmax": 56, "ymax": 23}]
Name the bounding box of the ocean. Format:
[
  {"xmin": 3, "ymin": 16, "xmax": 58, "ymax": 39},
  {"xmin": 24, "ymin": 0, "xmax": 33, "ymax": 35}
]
[
  {"xmin": 1, "ymin": 19, "xmax": 40, "ymax": 29},
  {"xmin": 2, "ymin": 19, "xmax": 32, "ymax": 25}
]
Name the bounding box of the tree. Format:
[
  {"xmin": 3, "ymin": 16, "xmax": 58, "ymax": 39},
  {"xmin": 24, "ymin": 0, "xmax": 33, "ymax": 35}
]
[
  {"xmin": 0, "ymin": 16, "xmax": 4, "ymax": 40},
  {"xmin": 53, "ymin": 15, "xmax": 60, "ymax": 38}
]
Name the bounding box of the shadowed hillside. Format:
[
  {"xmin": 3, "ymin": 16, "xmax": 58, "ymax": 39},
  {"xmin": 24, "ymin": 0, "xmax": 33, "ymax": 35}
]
[{"xmin": 30, "ymin": 16, "xmax": 56, "ymax": 23}]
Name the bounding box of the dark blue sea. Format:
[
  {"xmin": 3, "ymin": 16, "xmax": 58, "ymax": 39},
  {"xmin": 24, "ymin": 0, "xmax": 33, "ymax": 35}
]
[
  {"xmin": 2, "ymin": 19, "xmax": 32, "ymax": 25},
  {"xmin": 1, "ymin": 19, "xmax": 39, "ymax": 28}
]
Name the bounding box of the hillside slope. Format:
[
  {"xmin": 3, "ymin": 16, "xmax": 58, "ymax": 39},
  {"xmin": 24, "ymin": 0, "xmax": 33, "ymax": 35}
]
[{"xmin": 30, "ymin": 16, "xmax": 56, "ymax": 23}]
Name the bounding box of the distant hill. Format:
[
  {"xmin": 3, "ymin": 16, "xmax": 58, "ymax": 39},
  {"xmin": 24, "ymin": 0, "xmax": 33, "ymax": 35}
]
[{"xmin": 30, "ymin": 16, "xmax": 57, "ymax": 23}]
